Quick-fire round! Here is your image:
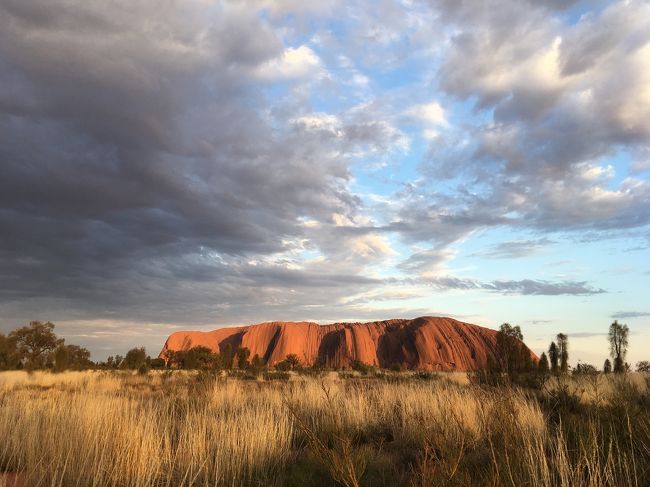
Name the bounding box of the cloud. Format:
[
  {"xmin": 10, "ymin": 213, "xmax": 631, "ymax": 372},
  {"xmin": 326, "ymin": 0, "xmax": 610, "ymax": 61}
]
[
  {"xmin": 398, "ymin": 247, "xmax": 455, "ymax": 275},
  {"xmin": 407, "ymin": 102, "xmax": 447, "ymax": 126},
  {"xmin": 417, "ymin": 276, "xmax": 604, "ymax": 296},
  {"xmin": 0, "ymin": 0, "xmax": 386, "ymax": 333},
  {"xmin": 474, "ymin": 238, "xmax": 554, "ymax": 259},
  {"xmin": 610, "ymin": 311, "xmax": 650, "ymax": 320},
  {"xmin": 483, "ymin": 279, "xmax": 605, "ymax": 296},
  {"xmin": 399, "ymin": 0, "xmax": 650, "ymax": 246},
  {"xmin": 255, "ymin": 45, "xmax": 323, "ymax": 80}
]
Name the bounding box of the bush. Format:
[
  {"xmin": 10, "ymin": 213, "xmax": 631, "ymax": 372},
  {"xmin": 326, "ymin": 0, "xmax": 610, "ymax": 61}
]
[
  {"xmin": 123, "ymin": 347, "xmax": 147, "ymax": 370},
  {"xmin": 351, "ymin": 360, "xmax": 373, "ymax": 375},
  {"xmin": 573, "ymin": 363, "xmax": 598, "ymax": 375}
]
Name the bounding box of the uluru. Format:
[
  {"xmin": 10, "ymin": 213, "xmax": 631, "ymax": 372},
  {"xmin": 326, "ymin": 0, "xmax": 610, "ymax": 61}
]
[{"xmin": 160, "ymin": 316, "xmax": 535, "ymax": 371}]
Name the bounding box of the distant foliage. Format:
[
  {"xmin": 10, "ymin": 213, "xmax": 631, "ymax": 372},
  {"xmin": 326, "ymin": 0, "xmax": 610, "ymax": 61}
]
[
  {"xmin": 474, "ymin": 323, "xmax": 538, "ymax": 387},
  {"xmin": 165, "ymin": 346, "xmax": 222, "ymax": 370},
  {"xmin": 221, "ymin": 343, "xmax": 234, "ymax": 369},
  {"xmin": 496, "ymin": 323, "xmax": 534, "ymax": 375},
  {"xmin": 284, "ymin": 354, "xmax": 301, "ymax": 370},
  {"xmin": 574, "ymin": 363, "xmax": 598, "ymax": 375},
  {"xmin": 537, "ymin": 352, "xmax": 550, "ymax": 374},
  {"xmin": 123, "ymin": 347, "xmax": 147, "ymax": 370},
  {"xmin": 54, "ymin": 344, "xmax": 92, "ymax": 372},
  {"xmin": 603, "ymin": 358, "xmax": 612, "ymax": 374},
  {"xmin": 557, "ymin": 333, "xmax": 569, "ymax": 374},
  {"xmin": 9, "ymin": 321, "xmax": 63, "ymax": 370},
  {"xmin": 0, "ymin": 333, "xmax": 19, "ymax": 370},
  {"xmin": 608, "ymin": 320, "xmax": 629, "ymax": 374},
  {"xmin": 1, "ymin": 321, "xmax": 92, "ymax": 371},
  {"xmin": 549, "ymin": 341, "xmax": 559, "ymax": 374},
  {"xmin": 351, "ymin": 360, "xmax": 373, "ymax": 375},
  {"xmin": 236, "ymin": 347, "xmax": 251, "ymax": 369},
  {"xmin": 637, "ymin": 361, "xmax": 650, "ymax": 373}
]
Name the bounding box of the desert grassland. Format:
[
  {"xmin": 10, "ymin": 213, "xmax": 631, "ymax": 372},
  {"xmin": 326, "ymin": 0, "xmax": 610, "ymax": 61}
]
[{"xmin": 0, "ymin": 371, "xmax": 649, "ymax": 487}]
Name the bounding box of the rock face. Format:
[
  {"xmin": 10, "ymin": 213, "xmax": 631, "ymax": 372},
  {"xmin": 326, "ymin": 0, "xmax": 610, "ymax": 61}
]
[{"xmin": 159, "ymin": 316, "xmax": 534, "ymax": 371}]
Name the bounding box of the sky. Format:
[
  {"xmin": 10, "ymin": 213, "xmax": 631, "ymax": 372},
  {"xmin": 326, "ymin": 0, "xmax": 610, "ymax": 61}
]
[{"xmin": 0, "ymin": 0, "xmax": 649, "ymax": 365}]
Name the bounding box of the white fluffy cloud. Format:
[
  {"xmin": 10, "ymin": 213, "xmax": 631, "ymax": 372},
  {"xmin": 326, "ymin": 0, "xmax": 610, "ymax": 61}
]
[{"xmin": 255, "ymin": 45, "xmax": 323, "ymax": 80}]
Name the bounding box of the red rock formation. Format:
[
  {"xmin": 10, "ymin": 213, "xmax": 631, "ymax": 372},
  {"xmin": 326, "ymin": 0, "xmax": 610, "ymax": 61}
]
[{"xmin": 159, "ymin": 316, "xmax": 536, "ymax": 371}]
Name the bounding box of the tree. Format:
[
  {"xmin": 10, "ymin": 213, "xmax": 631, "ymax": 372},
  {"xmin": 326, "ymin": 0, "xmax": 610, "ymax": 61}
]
[
  {"xmin": 54, "ymin": 344, "xmax": 92, "ymax": 372},
  {"xmin": 284, "ymin": 354, "xmax": 301, "ymax": 370},
  {"xmin": 178, "ymin": 346, "xmax": 219, "ymax": 369},
  {"xmin": 608, "ymin": 320, "xmax": 629, "ymax": 374},
  {"xmin": 0, "ymin": 333, "xmax": 18, "ymax": 370},
  {"xmin": 221, "ymin": 343, "xmax": 234, "ymax": 369},
  {"xmin": 251, "ymin": 354, "xmax": 264, "ymax": 370},
  {"xmin": 574, "ymin": 363, "xmax": 598, "ymax": 375},
  {"xmin": 549, "ymin": 342, "xmax": 559, "ymax": 374},
  {"xmin": 351, "ymin": 360, "xmax": 373, "ymax": 374},
  {"xmin": 9, "ymin": 321, "xmax": 63, "ymax": 369},
  {"xmin": 636, "ymin": 361, "xmax": 650, "ymax": 373},
  {"xmin": 150, "ymin": 358, "xmax": 166, "ymax": 369},
  {"xmin": 537, "ymin": 352, "xmax": 549, "ymax": 374},
  {"xmin": 236, "ymin": 347, "xmax": 251, "ymax": 369},
  {"xmin": 495, "ymin": 323, "xmax": 532, "ymax": 376},
  {"xmin": 603, "ymin": 358, "xmax": 612, "ymax": 374},
  {"xmin": 123, "ymin": 347, "xmax": 147, "ymax": 370},
  {"xmin": 113, "ymin": 355, "xmax": 124, "ymax": 369},
  {"xmin": 557, "ymin": 333, "xmax": 569, "ymax": 373}
]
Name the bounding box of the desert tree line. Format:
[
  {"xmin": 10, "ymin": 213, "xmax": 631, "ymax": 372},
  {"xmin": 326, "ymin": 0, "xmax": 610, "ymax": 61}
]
[{"xmin": 1, "ymin": 319, "xmax": 649, "ymax": 375}]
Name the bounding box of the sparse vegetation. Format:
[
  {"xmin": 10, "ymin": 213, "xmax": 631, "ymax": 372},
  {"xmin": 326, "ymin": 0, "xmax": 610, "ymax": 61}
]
[
  {"xmin": 1, "ymin": 320, "xmax": 649, "ymax": 486},
  {"xmin": 0, "ymin": 370, "xmax": 648, "ymax": 487},
  {"xmin": 609, "ymin": 320, "xmax": 630, "ymax": 374}
]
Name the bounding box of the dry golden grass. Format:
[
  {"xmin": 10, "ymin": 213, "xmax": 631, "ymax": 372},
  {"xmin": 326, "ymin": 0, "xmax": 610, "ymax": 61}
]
[{"xmin": 0, "ymin": 370, "xmax": 648, "ymax": 486}]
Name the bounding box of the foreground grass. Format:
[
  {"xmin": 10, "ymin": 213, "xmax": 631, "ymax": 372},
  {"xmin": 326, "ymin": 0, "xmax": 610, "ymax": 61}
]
[{"xmin": 0, "ymin": 371, "xmax": 649, "ymax": 486}]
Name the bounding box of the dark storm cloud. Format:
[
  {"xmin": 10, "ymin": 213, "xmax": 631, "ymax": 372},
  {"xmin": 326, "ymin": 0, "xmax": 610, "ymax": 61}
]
[{"xmin": 0, "ymin": 0, "xmax": 383, "ymax": 328}]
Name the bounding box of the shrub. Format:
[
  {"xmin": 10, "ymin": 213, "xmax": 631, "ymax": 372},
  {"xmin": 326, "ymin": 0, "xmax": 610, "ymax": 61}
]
[
  {"xmin": 351, "ymin": 360, "xmax": 373, "ymax": 375},
  {"xmin": 122, "ymin": 347, "xmax": 147, "ymax": 370}
]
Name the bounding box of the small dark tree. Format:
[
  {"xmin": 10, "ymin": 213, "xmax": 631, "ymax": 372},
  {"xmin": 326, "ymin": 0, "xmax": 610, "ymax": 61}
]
[
  {"xmin": 636, "ymin": 361, "xmax": 650, "ymax": 373},
  {"xmin": 236, "ymin": 347, "xmax": 251, "ymax": 369},
  {"xmin": 275, "ymin": 359, "xmax": 291, "ymax": 371},
  {"xmin": 251, "ymin": 354, "xmax": 263, "ymax": 370},
  {"xmin": 184, "ymin": 346, "xmax": 218, "ymax": 369},
  {"xmin": 537, "ymin": 352, "xmax": 550, "ymax": 374},
  {"xmin": 603, "ymin": 358, "xmax": 612, "ymax": 373},
  {"xmin": 351, "ymin": 360, "xmax": 373, "ymax": 374},
  {"xmin": 608, "ymin": 320, "xmax": 629, "ymax": 374},
  {"xmin": 495, "ymin": 323, "xmax": 532, "ymax": 377},
  {"xmin": 9, "ymin": 321, "xmax": 63, "ymax": 369},
  {"xmin": 150, "ymin": 358, "xmax": 166, "ymax": 369},
  {"xmin": 54, "ymin": 344, "xmax": 92, "ymax": 372},
  {"xmin": 123, "ymin": 347, "xmax": 147, "ymax": 370},
  {"xmin": 557, "ymin": 333, "xmax": 569, "ymax": 374},
  {"xmin": 222, "ymin": 343, "xmax": 234, "ymax": 369},
  {"xmin": 284, "ymin": 354, "xmax": 301, "ymax": 370},
  {"xmin": 574, "ymin": 363, "xmax": 598, "ymax": 375},
  {"xmin": 113, "ymin": 355, "xmax": 124, "ymax": 369},
  {"xmin": 0, "ymin": 333, "xmax": 18, "ymax": 370},
  {"xmin": 549, "ymin": 342, "xmax": 559, "ymax": 374}
]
